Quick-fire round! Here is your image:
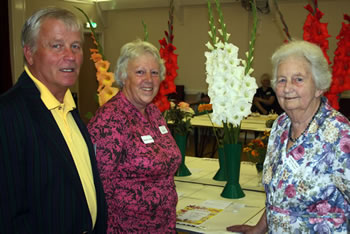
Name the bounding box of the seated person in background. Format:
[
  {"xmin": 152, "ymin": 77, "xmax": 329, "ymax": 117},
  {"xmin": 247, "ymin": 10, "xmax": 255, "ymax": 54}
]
[
  {"xmin": 200, "ymin": 93, "xmax": 210, "ymax": 103},
  {"xmin": 252, "ymin": 73, "xmax": 280, "ymax": 115}
]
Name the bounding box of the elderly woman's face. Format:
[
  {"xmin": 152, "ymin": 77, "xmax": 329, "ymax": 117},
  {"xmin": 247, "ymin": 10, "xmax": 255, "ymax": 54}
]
[
  {"xmin": 123, "ymin": 53, "xmax": 161, "ymax": 112},
  {"xmin": 275, "ymin": 56, "xmax": 323, "ymax": 113}
]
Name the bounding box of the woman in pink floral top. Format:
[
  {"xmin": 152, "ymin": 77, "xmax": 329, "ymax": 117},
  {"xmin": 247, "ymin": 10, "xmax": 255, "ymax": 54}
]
[
  {"xmin": 228, "ymin": 41, "xmax": 350, "ymax": 234},
  {"xmin": 87, "ymin": 39, "xmax": 181, "ymax": 233}
]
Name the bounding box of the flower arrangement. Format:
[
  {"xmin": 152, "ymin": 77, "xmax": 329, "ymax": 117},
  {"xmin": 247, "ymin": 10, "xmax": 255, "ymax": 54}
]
[
  {"xmin": 153, "ymin": 0, "xmax": 178, "ymax": 112},
  {"xmin": 75, "ymin": 7, "xmax": 119, "ymax": 109},
  {"xmin": 205, "ymin": 0, "xmax": 258, "ymax": 144},
  {"xmin": 302, "ymin": 0, "xmax": 350, "ymax": 110},
  {"xmin": 165, "ymin": 102, "xmax": 195, "ymax": 136},
  {"xmin": 273, "ymin": 0, "xmax": 350, "ymax": 110},
  {"xmin": 197, "ymin": 103, "xmax": 213, "ymax": 113},
  {"xmin": 243, "ymin": 131, "xmax": 270, "ymax": 168},
  {"xmin": 322, "ymin": 13, "xmax": 350, "ymax": 110},
  {"xmin": 303, "ymin": 1, "xmax": 331, "ymax": 64}
]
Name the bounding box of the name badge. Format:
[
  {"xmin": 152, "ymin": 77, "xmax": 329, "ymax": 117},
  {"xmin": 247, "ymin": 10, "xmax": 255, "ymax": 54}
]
[
  {"xmin": 141, "ymin": 135, "xmax": 154, "ymax": 144},
  {"xmin": 286, "ymin": 156, "xmax": 299, "ymax": 171},
  {"xmin": 159, "ymin": 125, "xmax": 168, "ymax": 134}
]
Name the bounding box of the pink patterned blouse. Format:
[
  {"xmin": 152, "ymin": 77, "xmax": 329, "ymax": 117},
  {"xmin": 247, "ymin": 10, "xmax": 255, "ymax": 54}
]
[{"xmin": 87, "ymin": 92, "xmax": 181, "ymax": 233}]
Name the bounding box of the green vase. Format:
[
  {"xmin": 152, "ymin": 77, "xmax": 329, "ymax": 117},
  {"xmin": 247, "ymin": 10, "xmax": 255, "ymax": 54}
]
[
  {"xmin": 174, "ymin": 134, "xmax": 191, "ymax": 176},
  {"xmin": 221, "ymin": 143, "xmax": 245, "ymax": 199},
  {"xmin": 213, "ymin": 146, "xmax": 226, "ymax": 181}
]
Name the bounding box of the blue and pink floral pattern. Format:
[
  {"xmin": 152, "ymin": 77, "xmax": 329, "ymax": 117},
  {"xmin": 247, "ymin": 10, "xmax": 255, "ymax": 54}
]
[
  {"xmin": 87, "ymin": 92, "xmax": 181, "ymax": 233},
  {"xmin": 263, "ymin": 97, "xmax": 350, "ymax": 233}
]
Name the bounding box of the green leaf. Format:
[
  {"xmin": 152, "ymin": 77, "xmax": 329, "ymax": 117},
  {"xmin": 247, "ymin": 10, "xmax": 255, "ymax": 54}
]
[
  {"xmin": 142, "ymin": 20, "xmax": 149, "ymax": 41},
  {"xmin": 75, "ymin": 6, "xmax": 106, "ymax": 60},
  {"xmin": 85, "ymin": 112, "xmax": 94, "ymax": 120}
]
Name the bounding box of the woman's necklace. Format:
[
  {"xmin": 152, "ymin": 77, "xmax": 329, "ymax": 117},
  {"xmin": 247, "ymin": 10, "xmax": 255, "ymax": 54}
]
[{"xmin": 288, "ymin": 102, "xmax": 321, "ymax": 143}]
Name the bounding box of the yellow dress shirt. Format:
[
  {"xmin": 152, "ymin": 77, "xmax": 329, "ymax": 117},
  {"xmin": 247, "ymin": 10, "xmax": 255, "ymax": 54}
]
[{"xmin": 25, "ymin": 66, "xmax": 97, "ymax": 227}]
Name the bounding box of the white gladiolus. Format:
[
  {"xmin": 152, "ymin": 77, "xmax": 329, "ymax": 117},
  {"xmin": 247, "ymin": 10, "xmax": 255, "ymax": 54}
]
[
  {"xmin": 205, "ymin": 41, "xmax": 258, "ymax": 127},
  {"xmin": 205, "ymin": 42, "xmax": 215, "ymax": 51}
]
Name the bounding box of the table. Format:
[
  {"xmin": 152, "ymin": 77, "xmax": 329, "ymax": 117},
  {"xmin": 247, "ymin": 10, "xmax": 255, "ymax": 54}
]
[
  {"xmin": 175, "ymin": 157, "xmax": 266, "ymax": 233},
  {"xmin": 175, "ymin": 156, "xmax": 264, "ymax": 192},
  {"xmin": 191, "ymin": 114, "xmax": 277, "ymax": 131},
  {"xmin": 191, "ymin": 114, "xmax": 276, "ymax": 157}
]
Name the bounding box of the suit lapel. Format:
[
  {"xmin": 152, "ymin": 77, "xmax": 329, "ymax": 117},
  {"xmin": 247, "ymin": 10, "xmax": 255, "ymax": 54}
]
[{"xmin": 19, "ymin": 72, "xmax": 86, "ymax": 197}]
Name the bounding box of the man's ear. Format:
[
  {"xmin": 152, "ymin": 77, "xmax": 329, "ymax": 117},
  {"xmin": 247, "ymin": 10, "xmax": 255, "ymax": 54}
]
[{"xmin": 23, "ymin": 45, "xmax": 34, "ymax": 65}]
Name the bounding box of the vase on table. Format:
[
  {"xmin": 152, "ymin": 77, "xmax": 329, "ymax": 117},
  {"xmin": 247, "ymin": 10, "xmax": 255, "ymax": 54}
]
[
  {"xmin": 221, "ymin": 143, "xmax": 245, "ymax": 199},
  {"xmin": 174, "ymin": 133, "xmax": 191, "ymax": 176},
  {"xmin": 213, "ymin": 146, "xmax": 226, "ymax": 181}
]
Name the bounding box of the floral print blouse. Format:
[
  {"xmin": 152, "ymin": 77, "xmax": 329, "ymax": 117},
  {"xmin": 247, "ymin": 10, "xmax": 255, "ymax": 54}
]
[
  {"xmin": 87, "ymin": 92, "xmax": 181, "ymax": 233},
  {"xmin": 263, "ymin": 97, "xmax": 350, "ymax": 233}
]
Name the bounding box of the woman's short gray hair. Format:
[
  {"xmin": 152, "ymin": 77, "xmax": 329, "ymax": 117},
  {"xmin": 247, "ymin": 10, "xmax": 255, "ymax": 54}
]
[
  {"xmin": 271, "ymin": 40, "xmax": 331, "ymax": 91},
  {"xmin": 114, "ymin": 39, "xmax": 165, "ymax": 88},
  {"xmin": 21, "ymin": 7, "xmax": 83, "ymax": 53}
]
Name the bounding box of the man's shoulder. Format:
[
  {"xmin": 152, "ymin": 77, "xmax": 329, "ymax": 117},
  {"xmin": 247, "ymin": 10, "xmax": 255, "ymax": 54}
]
[{"xmin": 0, "ymin": 83, "xmax": 23, "ymax": 108}]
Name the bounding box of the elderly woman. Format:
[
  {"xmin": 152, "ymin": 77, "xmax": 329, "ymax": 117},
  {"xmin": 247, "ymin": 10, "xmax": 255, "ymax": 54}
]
[
  {"xmin": 227, "ymin": 40, "xmax": 350, "ymax": 233},
  {"xmin": 87, "ymin": 39, "xmax": 181, "ymax": 233}
]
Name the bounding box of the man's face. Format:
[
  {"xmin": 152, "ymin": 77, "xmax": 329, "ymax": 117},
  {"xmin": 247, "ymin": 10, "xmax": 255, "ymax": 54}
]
[{"xmin": 24, "ymin": 18, "xmax": 83, "ymax": 101}]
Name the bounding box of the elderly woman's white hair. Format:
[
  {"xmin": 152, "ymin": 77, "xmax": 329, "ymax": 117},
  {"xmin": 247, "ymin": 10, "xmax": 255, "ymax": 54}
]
[
  {"xmin": 271, "ymin": 40, "xmax": 332, "ymax": 91},
  {"xmin": 114, "ymin": 39, "xmax": 166, "ymax": 88}
]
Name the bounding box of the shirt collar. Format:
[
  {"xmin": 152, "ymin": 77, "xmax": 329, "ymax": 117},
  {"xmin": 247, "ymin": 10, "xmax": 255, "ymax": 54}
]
[{"xmin": 25, "ymin": 66, "xmax": 76, "ymax": 111}]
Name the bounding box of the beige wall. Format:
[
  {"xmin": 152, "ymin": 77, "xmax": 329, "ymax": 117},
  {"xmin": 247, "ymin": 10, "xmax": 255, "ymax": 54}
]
[
  {"xmin": 103, "ymin": 3, "xmax": 249, "ymax": 95},
  {"xmin": 8, "ymin": 0, "xmax": 350, "ymax": 97},
  {"xmin": 101, "ymin": 0, "xmax": 350, "ymax": 96}
]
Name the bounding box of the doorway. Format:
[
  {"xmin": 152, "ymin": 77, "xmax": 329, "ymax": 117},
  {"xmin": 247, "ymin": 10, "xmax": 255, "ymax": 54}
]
[{"xmin": 78, "ymin": 32, "xmax": 100, "ymax": 124}]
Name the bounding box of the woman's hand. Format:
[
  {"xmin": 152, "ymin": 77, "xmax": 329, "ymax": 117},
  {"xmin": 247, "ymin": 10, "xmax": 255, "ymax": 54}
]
[
  {"xmin": 227, "ymin": 211, "xmax": 267, "ymax": 234},
  {"xmin": 226, "ymin": 224, "xmax": 261, "ymax": 233}
]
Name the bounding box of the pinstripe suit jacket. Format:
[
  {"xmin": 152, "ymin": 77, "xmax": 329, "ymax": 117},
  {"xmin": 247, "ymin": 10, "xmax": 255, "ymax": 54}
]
[{"xmin": 0, "ymin": 72, "xmax": 107, "ymax": 234}]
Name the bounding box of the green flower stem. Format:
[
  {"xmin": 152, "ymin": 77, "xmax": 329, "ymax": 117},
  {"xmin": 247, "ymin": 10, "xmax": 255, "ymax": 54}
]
[
  {"xmin": 142, "ymin": 20, "xmax": 149, "ymax": 41},
  {"xmin": 214, "ymin": 0, "xmax": 228, "ymax": 42},
  {"xmin": 207, "ymin": 0, "xmax": 217, "ymax": 47},
  {"xmin": 205, "ymin": 111, "xmax": 223, "ymax": 147},
  {"xmin": 244, "ymin": 0, "xmax": 257, "ymax": 75},
  {"xmin": 167, "ymin": 0, "xmax": 174, "ymax": 44},
  {"xmin": 75, "ymin": 7, "xmax": 106, "ymax": 60},
  {"xmin": 222, "ymin": 122, "xmax": 241, "ymax": 144}
]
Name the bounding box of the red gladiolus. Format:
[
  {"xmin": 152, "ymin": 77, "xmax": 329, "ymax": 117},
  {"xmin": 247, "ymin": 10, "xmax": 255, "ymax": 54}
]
[
  {"xmin": 303, "ymin": 5, "xmax": 331, "ymax": 64},
  {"xmin": 153, "ymin": 0, "xmax": 179, "ymax": 112},
  {"xmin": 153, "ymin": 94, "xmax": 170, "ymax": 112},
  {"xmin": 159, "ymin": 80, "xmax": 177, "ymax": 96},
  {"xmin": 324, "ymin": 14, "xmax": 350, "ymax": 109}
]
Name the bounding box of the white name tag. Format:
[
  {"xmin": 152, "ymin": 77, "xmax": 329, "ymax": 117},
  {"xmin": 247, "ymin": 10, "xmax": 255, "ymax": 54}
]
[
  {"xmin": 159, "ymin": 125, "xmax": 168, "ymax": 134},
  {"xmin": 141, "ymin": 135, "xmax": 154, "ymax": 144},
  {"xmin": 286, "ymin": 155, "xmax": 299, "ymax": 171}
]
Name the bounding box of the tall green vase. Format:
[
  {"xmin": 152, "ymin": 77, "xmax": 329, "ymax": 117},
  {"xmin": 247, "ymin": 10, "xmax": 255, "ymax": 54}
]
[
  {"xmin": 221, "ymin": 143, "xmax": 245, "ymax": 199},
  {"xmin": 213, "ymin": 146, "xmax": 226, "ymax": 181},
  {"xmin": 174, "ymin": 134, "xmax": 191, "ymax": 176}
]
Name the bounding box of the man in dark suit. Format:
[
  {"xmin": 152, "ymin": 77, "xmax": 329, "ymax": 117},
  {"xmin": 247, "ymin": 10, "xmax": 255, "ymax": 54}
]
[{"xmin": 0, "ymin": 7, "xmax": 107, "ymax": 233}]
